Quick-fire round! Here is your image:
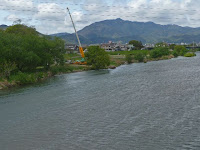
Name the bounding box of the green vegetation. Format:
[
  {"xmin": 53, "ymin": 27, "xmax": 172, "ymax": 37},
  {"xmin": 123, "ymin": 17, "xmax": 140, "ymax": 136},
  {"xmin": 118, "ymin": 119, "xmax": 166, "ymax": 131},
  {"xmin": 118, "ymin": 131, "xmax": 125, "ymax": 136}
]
[
  {"xmin": 174, "ymin": 45, "xmax": 188, "ymax": 56},
  {"xmin": 129, "ymin": 40, "xmax": 143, "ymax": 50},
  {"xmin": 0, "ymin": 24, "xmax": 70, "ymax": 88},
  {"xmin": 172, "ymin": 51, "xmax": 179, "ymax": 58},
  {"xmin": 150, "ymin": 47, "xmax": 170, "ymax": 58},
  {"xmin": 169, "ymin": 44, "xmax": 176, "ymax": 50},
  {"xmin": 125, "ymin": 54, "xmax": 132, "ymax": 64},
  {"xmin": 9, "ymin": 72, "xmax": 48, "ymax": 85},
  {"xmin": 184, "ymin": 52, "xmax": 196, "ymax": 57},
  {"xmin": 50, "ymin": 65, "xmax": 72, "ymax": 75},
  {"xmin": 64, "ymin": 53, "xmax": 81, "ymax": 61},
  {"xmin": 155, "ymin": 42, "xmax": 168, "ymax": 48},
  {"xmin": 108, "ymin": 47, "xmax": 175, "ymax": 64},
  {"xmin": 85, "ymin": 46, "xmax": 110, "ymax": 70},
  {"xmin": 107, "ymin": 50, "xmax": 149, "ymax": 56},
  {"xmin": 0, "ymin": 24, "xmax": 65, "ymax": 74},
  {"xmin": 134, "ymin": 53, "xmax": 145, "ymax": 62}
]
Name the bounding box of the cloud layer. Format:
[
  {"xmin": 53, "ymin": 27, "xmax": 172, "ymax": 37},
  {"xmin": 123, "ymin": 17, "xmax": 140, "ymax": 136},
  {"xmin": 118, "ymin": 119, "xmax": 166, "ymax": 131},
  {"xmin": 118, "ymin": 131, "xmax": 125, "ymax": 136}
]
[{"xmin": 1, "ymin": 0, "xmax": 200, "ymax": 34}]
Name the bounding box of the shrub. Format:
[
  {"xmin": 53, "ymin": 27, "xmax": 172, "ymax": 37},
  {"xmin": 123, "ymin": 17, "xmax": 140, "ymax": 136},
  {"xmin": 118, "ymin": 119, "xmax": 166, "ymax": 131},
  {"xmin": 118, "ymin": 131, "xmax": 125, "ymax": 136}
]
[
  {"xmin": 174, "ymin": 45, "xmax": 188, "ymax": 56},
  {"xmin": 50, "ymin": 65, "xmax": 70, "ymax": 75},
  {"xmin": 134, "ymin": 53, "xmax": 144, "ymax": 62},
  {"xmin": 125, "ymin": 54, "xmax": 132, "ymax": 64},
  {"xmin": 10, "ymin": 72, "xmax": 36, "ymax": 84},
  {"xmin": 172, "ymin": 51, "xmax": 178, "ymax": 58},
  {"xmin": 184, "ymin": 52, "xmax": 196, "ymax": 57},
  {"xmin": 150, "ymin": 47, "xmax": 170, "ymax": 58},
  {"xmin": 85, "ymin": 46, "xmax": 110, "ymax": 70}
]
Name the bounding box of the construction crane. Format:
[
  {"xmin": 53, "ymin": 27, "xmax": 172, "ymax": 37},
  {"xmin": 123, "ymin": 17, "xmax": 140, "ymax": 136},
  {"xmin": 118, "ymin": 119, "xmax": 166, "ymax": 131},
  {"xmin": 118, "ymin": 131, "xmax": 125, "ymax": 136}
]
[{"xmin": 67, "ymin": 7, "xmax": 86, "ymax": 65}]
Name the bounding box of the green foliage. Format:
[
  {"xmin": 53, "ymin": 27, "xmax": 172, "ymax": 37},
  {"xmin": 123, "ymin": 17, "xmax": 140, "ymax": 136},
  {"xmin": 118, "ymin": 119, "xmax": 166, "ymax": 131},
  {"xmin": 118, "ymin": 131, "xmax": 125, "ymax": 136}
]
[
  {"xmin": 9, "ymin": 72, "xmax": 48, "ymax": 85},
  {"xmin": 85, "ymin": 46, "xmax": 110, "ymax": 70},
  {"xmin": 174, "ymin": 45, "xmax": 188, "ymax": 56},
  {"xmin": 0, "ymin": 29, "xmax": 4, "ymax": 33},
  {"xmin": 150, "ymin": 47, "xmax": 170, "ymax": 58},
  {"xmin": 129, "ymin": 40, "xmax": 143, "ymax": 50},
  {"xmin": 184, "ymin": 52, "xmax": 196, "ymax": 57},
  {"xmin": 50, "ymin": 65, "xmax": 72, "ymax": 75},
  {"xmin": 196, "ymin": 48, "xmax": 200, "ymax": 51},
  {"xmin": 155, "ymin": 42, "xmax": 168, "ymax": 48},
  {"xmin": 169, "ymin": 44, "xmax": 176, "ymax": 50},
  {"xmin": 125, "ymin": 54, "xmax": 132, "ymax": 64},
  {"xmin": 10, "ymin": 72, "xmax": 37, "ymax": 84},
  {"xmin": 0, "ymin": 61, "xmax": 16, "ymax": 79},
  {"xmin": 0, "ymin": 24, "xmax": 65, "ymax": 78},
  {"xmin": 134, "ymin": 53, "xmax": 145, "ymax": 62},
  {"xmin": 172, "ymin": 51, "xmax": 178, "ymax": 58},
  {"xmin": 107, "ymin": 50, "xmax": 149, "ymax": 56},
  {"xmin": 5, "ymin": 24, "xmax": 38, "ymax": 35}
]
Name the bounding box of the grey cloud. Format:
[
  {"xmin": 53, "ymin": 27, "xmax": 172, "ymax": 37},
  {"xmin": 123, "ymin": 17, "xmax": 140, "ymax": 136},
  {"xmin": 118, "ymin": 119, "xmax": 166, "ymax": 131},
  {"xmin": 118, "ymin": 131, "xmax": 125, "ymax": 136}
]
[{"xmin": 1, "ymin": 0, "xmax": 200, "ymax": 34}]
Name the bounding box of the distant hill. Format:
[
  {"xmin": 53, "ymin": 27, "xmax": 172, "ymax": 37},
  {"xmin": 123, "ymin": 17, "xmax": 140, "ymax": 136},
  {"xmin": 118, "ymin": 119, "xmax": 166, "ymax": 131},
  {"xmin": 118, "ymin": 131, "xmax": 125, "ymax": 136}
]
[
  {"xmin": 51, "ymin": 18, "xmax": 200, "ymax": 44},
  {"xmin": 0, "ymin": 24, "xmax": 8, "ymax": 30}
]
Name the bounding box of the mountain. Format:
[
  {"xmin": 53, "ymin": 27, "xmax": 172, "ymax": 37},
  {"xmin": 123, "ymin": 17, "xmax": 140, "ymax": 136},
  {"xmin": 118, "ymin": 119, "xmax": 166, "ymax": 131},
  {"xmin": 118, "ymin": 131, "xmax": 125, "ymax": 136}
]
[
  {"xmin": 52, "ymin": 18, "xmax": 200, "ymax": 44},
  {"xmin": 0, "ymin": 24, "xmax": 8, "ymax": 30}
]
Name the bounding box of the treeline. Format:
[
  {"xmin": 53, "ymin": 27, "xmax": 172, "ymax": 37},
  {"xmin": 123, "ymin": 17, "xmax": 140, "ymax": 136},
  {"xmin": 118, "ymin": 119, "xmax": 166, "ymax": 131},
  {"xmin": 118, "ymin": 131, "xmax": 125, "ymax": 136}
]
[
  {"xmin": 0, "ymin": 24, "xmax": 66, "ymax": 79},
  {"xmin": 125, "ymin": 43, "xmax": 194, "ymax": 64}
]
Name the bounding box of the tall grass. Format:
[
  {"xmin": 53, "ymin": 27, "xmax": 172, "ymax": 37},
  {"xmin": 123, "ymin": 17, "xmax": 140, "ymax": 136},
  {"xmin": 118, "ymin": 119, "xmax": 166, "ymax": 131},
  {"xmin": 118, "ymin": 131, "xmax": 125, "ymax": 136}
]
[{"xmin": 9, "ymin": 72, "xmax": 48, "ymax": 85}]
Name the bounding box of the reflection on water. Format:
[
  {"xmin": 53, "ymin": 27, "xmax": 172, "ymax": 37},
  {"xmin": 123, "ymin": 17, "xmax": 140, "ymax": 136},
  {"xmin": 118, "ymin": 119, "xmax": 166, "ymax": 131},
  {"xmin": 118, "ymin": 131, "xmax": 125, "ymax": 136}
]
[{"xmin": 0, "ymin": 54, "xmax": 200, "ymax": 150}]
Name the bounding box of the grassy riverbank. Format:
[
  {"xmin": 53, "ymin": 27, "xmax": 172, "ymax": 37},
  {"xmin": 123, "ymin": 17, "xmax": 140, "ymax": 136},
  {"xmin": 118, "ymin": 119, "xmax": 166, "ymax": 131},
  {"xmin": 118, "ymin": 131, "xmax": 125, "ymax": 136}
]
[
  {"xmin": 0, "ymin": 65, "xmax": 90, "ymax": 90},
  {"xmin": 1, "ymin": 47, "xmax": 196, "ymax": 90}
]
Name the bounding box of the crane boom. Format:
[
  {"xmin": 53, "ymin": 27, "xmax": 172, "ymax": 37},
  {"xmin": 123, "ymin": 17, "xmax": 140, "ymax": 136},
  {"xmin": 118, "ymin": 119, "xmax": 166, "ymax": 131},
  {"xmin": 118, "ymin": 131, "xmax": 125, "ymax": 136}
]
[{"xmin": 67, "ymin": 7, "xmax": 85, "ymax": 58}]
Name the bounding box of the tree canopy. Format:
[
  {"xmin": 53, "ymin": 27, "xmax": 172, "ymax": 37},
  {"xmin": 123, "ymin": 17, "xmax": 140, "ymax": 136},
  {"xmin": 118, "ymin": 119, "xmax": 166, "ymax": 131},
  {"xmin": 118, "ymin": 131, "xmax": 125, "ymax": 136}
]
[
  {"xmin": 129, "ymin": 40, "xmax": 143, "ymax": 50},
  {"xmin": 0, "ymin": 24, "xmax": 65, "ymax": 78},
  {"xmin": 85, "ymin": 46, "xmax": 110, "ymax": 70},
  {"xmin": 5, "ymin": 24, "xmax": 38, "ymax": 35},
  {"xmin": 150, "ymin": 47, "xmax": 170, "ymax": 58},
  {"xmin": 174, "ymin": 45, "xmax": 188, "ymax": 56},
  {"xmin": 155, "ymin": 42, "xmax": 168, "ymax": 48}
]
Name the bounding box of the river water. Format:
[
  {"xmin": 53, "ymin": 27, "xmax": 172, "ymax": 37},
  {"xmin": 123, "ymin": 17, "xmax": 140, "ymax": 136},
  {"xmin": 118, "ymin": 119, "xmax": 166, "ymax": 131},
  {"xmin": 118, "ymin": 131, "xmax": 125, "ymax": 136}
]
[{"xmin": 0, "ymin": 53, "xmax": 200, "ymax": 150}]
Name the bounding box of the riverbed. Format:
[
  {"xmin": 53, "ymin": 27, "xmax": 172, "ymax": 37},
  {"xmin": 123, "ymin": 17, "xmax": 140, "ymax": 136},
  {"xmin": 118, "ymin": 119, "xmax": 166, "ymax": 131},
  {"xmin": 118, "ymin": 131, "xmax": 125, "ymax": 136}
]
[{"xmin": 0, "ymin": 53, "xmax": 200, "ymax": 150}]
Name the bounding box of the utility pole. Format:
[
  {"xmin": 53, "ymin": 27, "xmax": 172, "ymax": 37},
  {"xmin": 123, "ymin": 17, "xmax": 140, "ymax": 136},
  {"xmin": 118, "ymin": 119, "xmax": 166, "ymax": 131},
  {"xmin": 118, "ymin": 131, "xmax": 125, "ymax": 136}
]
[{"xmin": 67, "ymin": 7, "xmax": 84, "ymax": 58}]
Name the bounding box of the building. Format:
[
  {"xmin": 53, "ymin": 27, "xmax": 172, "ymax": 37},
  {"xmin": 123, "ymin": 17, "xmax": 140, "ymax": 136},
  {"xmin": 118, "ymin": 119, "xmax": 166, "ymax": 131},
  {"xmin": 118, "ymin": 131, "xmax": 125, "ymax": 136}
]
[
  {"xmin": 65, "ymin": 44, "xmax": 79, "ymax": 53},
  {"xmin": 100, "ymin": 41, "xmax": 135, "ymax": 51}
]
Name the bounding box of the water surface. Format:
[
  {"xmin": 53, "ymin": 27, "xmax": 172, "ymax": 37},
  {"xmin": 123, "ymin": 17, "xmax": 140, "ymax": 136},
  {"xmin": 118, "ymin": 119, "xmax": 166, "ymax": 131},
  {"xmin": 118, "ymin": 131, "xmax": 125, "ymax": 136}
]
[{"xmin": 0, "ymin": 54, "xmax": 200, "ymax": 150}]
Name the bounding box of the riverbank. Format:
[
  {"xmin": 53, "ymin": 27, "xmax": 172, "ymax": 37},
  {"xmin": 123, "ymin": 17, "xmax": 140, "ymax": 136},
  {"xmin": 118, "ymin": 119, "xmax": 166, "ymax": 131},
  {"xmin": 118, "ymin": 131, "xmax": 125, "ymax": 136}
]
[
  {"xmin": 0, "ymin": 51, "xmax": 196, "ymax": 90},
  {"xmin": 109, "ymin": 53, "xmax": 175, "ymax": 66},
  {"xmin": 0, "ymin": 65, "xmax": 90, "ymax": 90},
  {"xmin": 1, "ymin": 51, "xmax": 200, "ymax": 150}
]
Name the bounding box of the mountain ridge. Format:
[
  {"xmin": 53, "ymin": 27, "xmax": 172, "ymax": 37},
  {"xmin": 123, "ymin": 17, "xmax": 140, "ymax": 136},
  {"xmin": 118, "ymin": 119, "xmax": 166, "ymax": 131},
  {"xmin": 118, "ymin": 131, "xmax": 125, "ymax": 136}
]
[
  {"xmin": 52, "ymin": 18, "xmax": 200, "ymax": 44},
  {"xmin": 0, "ymin": 24, "xmax": 8, "ymax": 30}
]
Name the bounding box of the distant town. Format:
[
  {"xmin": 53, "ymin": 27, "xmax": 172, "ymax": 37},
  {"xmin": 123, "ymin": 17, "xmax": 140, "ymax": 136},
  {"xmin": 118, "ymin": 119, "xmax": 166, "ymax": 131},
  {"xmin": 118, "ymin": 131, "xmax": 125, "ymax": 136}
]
[{"xmin": 65, "ymin": 41, "xmax": 200, "ymax": 54}]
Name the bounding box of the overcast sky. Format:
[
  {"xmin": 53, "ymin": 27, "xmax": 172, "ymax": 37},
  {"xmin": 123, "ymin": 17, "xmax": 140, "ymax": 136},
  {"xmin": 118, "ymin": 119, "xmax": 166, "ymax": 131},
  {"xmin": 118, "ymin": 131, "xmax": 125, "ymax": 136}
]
[{"xmin": 0, "ymin": 0, "xmax": 200, "ymax": 34}]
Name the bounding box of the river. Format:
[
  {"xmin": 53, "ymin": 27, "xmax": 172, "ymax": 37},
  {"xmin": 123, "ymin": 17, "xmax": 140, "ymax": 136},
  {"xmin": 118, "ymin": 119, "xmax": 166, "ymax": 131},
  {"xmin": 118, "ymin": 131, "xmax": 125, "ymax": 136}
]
[{"xmin": 0, "ymin": 53, "xmax": 200, "ymax": 150}]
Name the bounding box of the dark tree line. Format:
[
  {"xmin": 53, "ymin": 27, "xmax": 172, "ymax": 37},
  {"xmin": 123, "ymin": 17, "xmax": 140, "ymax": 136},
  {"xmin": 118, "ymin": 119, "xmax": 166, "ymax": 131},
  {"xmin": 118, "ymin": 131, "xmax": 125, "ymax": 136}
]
[{"xmin": 0, "ymin": 24, "xmax": 65, "ymax": 78}]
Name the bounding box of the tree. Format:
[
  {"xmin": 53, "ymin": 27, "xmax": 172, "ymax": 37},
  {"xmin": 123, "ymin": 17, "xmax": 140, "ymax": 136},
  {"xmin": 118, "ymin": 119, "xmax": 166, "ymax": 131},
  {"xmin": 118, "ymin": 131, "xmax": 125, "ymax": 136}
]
[
  {"xmin": 129, "ymin": 40, "xmax": 143, "ymax": 50},
  {"xmin": 0, "ymin": 24, "xmax": 65, "ymax": 72},
  {"xmin": 13, "ymin": 19, "xmax": 22, "ymax": 25},
  {"xmin": 0, "ymin": 61, "xmax": 16, "ymax": 79},
  {"xmin": 125, "ymin": 54, "xmax": 132, "ymax": 64},
  {"xmin": 85, "ymin": 46, "xmax": 110, "ymax": 70},
  {"xmin": 134, "ymin": 53, "xmax": 144, "ymax": 62},
  {"xmin": 174, "ymin": 45, "xmax": 188, "ymax": 56},
  {"xmin": 155, "ymin": 42, "xmax": 168, "ymax": 48},
  {"xmin": 5, "ymin": 24, "xmax": 38, "ymax": 36},
  {"xmin": 150, "ymin": 47, "xmax": 170, "ymax": 58},
  {"xmin": 169, "ymin": 44, "xmax": 176, "ymax": 50}
]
